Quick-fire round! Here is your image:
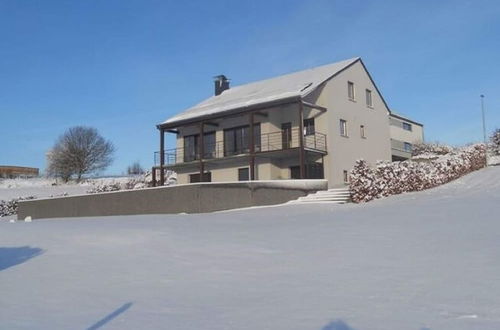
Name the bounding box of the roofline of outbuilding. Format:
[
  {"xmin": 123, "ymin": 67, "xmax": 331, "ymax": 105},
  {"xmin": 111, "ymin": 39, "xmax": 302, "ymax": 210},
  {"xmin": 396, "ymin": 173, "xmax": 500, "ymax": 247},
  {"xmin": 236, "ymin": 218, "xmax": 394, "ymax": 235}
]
[{"xmin": 389, "ymin": 112, "xmax": 424, "ymax": 127}]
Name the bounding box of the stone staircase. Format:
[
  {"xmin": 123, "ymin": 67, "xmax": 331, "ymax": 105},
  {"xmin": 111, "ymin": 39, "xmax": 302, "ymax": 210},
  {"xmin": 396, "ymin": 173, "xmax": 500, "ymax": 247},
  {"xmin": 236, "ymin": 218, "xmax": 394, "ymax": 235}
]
[{"xmin": 289, "ymin": 187, "xmax": 352, "ymax": 204}]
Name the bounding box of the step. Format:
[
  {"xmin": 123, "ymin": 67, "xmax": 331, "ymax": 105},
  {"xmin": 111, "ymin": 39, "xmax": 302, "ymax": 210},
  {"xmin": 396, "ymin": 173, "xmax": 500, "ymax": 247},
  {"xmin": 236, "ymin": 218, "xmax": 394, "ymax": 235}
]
[
  {"xmin": 298, "ymin": 196, "xmax": 351, "ymax": 202},
  {"xmin": 290, "ymin": 199, "xmax": 346, "ymax": 204}
]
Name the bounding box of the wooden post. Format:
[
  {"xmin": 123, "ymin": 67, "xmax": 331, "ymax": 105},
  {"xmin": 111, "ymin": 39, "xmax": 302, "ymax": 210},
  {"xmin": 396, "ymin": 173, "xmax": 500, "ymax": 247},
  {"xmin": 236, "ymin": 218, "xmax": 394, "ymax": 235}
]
[
  {"xmin": 249, "ymin": 112, "xmax": 255, "ymax": 180},
  {"xmin": 152, "ymin": 166, "xmax": 157, "ymax": 187},
  {"xmin": 160, "ymin": 128, "xmax": 165, "ymax": 186},
  {"xmin": 298, "ymin": 102, "xmax": 305, "ymax": 179},
  {"xmin": 199, "ymin": 122, "xmax": 204, "ymax": 181}
]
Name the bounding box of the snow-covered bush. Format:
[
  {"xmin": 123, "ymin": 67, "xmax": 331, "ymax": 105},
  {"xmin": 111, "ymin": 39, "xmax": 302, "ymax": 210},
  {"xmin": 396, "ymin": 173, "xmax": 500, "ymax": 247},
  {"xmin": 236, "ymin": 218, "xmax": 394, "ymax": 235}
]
[
  {"xmin": 350, "ymin": 144, "xmax": 486, "ymax": 203},
  {"xmin": 489, "ymin": 129, "xmax": 500, "ymax": 156},
  {"xmin": 86, "ymin": 171, "xmax": 177, "ymax": 194},
  {"xmin": 411, "ymin": 142, "xmax": 454, "ymax": 156},
  {"xmin": 0, "ymin": 196, "xmax": 36, "ymax": 217}
]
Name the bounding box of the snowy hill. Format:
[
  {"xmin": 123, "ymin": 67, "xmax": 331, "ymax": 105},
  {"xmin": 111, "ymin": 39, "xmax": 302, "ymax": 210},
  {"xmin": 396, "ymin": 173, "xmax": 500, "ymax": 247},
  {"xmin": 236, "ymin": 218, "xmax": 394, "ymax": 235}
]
[{"xmin": 1, "ymin": 167, "xmax": 500, "ymax": 329}]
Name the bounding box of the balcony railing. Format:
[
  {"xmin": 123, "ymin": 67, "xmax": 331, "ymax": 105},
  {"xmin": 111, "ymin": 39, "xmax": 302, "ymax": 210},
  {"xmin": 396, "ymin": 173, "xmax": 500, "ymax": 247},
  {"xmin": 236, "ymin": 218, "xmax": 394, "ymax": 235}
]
[{"xmin": 155, "ymin": 128, "xmax": 327, "ymax": 166}]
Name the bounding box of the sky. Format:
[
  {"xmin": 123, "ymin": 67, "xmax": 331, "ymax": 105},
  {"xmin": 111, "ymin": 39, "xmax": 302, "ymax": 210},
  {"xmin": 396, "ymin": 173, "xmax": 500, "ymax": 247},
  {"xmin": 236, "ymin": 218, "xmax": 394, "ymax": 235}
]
[{"xmin": 1, "ymin": 0, "xmax": 499, "ymax": 175}]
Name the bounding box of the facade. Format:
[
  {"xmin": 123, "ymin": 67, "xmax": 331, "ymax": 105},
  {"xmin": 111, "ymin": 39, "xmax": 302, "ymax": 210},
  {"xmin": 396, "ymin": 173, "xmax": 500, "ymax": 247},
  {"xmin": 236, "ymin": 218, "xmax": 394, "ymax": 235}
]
[
  {"xmin": 0, "ymin": 166, "xmax": 39, "ymax": 179},
  {"xmin": 154, "ymin": 58, "xmax": 422, "ymax": 188},
  {"xmin": 389, "ymin": 113, "xmax": 424, "ymax": 161}
]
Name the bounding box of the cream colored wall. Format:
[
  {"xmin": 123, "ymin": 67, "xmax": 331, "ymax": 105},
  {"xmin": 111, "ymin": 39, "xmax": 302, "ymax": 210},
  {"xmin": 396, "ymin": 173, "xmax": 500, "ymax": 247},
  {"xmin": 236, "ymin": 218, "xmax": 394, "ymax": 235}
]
[{"xmin": 307, "ymin": 61, "xmax": 392, "ymax": 187}]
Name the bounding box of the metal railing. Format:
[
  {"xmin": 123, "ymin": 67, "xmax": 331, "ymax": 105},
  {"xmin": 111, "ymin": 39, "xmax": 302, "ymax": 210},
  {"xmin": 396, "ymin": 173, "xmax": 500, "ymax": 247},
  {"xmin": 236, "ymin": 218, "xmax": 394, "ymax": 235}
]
[{"xmin": 154, "ymin": 128, "xmax": 327, "ymax": 166}]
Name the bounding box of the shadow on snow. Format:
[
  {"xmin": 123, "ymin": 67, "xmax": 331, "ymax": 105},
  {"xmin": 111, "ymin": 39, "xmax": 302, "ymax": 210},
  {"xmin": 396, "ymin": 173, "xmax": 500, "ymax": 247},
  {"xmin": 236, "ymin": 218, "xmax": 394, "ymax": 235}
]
[
  {"xmin": 0, "ymin": 246, "xmax": 44, "ymax": 271},
  {"xmin": 86, "ymin": 302, "xmax": 133, "ymax": 330}
]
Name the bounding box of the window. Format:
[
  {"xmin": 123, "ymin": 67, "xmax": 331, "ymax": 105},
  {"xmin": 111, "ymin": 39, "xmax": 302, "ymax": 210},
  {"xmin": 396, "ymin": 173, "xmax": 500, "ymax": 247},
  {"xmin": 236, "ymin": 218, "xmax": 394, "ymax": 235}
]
[
  {"xmin": 404, "ymin": 142, "xmax": 412, "ymax": 152},
  {"xmin": 303, "ymin": 118, "xmax": 315, "ymax": 136},
  {"xmin": 402, "ymin": 122, "xmax": 412, "ymax": 131},
  {"xmin": 348, "ymin": 81, "xmax": 355, "ymax": 100},
  {"xmin": 343, "ymin": 170, "xmax": 349, "ymax": 183},
  {"xmin": 365, "ymin": 89, "xmax": 373, "ymax": 107},
  {"xmin": 189, "ymin": 172, "xmax": 211, "ymax": 183},
  {"xmin": 340, "ymin": 119, "xmax": 348, "ymax": 137},
  {"xmin": 183, "ymin": 134, "xmax": 198, "ymax": 162},
  {"xmin": 224, "ymin": 124, "xmax": 261, "ymax": 156},
  {"xmin": 183, "ymin": 132, "xmax": 216, "ymax": 162},
  {"xmin": 238, "ymin": 168, "xmax": 250, "ymax": 181},
  {"xmin": 360, "ymin": 125, "xmax": 366, "ymax": 138}
]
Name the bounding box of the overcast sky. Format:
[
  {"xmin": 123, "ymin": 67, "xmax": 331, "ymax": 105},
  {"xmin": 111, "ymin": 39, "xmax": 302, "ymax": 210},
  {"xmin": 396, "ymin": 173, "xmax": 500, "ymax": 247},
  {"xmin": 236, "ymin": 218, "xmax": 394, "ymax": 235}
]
[{"xmin": 1, "ymin": 0, "xmax": 499, "ymax": 174}]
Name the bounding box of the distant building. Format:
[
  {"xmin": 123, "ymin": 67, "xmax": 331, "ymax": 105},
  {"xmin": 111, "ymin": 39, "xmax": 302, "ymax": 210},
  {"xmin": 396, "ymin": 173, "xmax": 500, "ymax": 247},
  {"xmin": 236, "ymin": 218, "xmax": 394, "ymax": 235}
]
[
  {"xmin": 389, "ymin": 113, "xmax": 424, "ymax": 161},
  {"xmin": 0, "ymin": 166, "xmax": 39, "ymax": 179}
]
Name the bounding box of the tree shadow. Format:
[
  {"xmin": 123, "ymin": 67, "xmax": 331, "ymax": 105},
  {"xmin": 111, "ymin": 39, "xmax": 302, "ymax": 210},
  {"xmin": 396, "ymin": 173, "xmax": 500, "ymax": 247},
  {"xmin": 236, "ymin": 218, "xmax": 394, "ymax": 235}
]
[
  {"xmin": 86, "ymin": 302, "xmax": 133, "ymax": 330},
  {"xmin": 0, "ymin": 246, "xmax": 44, "ymax": 271},
  {"xmin": 321, "ymin": 320, "xmax": 356, "ymax": 330}
]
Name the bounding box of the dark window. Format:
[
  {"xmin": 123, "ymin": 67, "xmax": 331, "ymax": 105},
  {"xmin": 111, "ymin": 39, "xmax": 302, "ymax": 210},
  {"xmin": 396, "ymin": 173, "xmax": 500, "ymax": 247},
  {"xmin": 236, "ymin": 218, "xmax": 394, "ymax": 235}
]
[
  {"xmin": 238, "ymin": 168, "xmax": 249, "ymax": 181},
  {"xmin": 189, "ymin": 172, "xmax": 212, "ymax": 183},
  {"xmin": 184, "ymin": 132, "xmax": 216, "ymax": 162},
  {"xmin": 343, "ymin": 170, "xmax": 349, "ymax": 183},
  {"xmin": 402, "ymin": 122, "xmax": 412, "ymax": 131},
  {"xmin": 203, "ymin": 132, "xmax": 216, "ymax": 159},
  {"xmin": 184, "ymin": 134, "xmax": 198, "ymax": 162},
  {"xmin": 303, "ymin": 118, "xmax": 315, "ymax": 136},
  {"xmin": 290, "ymin": 164, "xmax": 324, "ymax": 179},
  {"xmin": 290, "ymin": 166, "xmax": 301, "ymax": 179},
  {"xmin": 224, "ymin": 124, "xmax": 261, "ymax": 156},
  {"xmin": 404, "ymin": 142, "xmax": 412, "ymax": 152},
  {"xmin": 281, "ymin": 122, "xmax": 292, "ymax": 149}
]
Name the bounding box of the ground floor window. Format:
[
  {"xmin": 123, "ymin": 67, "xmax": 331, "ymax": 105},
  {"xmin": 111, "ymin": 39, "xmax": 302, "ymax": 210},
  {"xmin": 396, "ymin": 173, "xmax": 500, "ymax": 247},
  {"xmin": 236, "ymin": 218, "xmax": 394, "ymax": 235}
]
[
  {"xmin": 238, "ymin": 168, "xmax": 250, "ymax": 181},
  {"xmin": 290, "ymin": 163, "xmax": 324, "ymax": 179},
  {"xmin": 189, "ymin": 172, "xmax": 212, "ymax": 183},
  {"xmin": 343, "ymin": 170, "xmax": 349, "ymax": 183}
]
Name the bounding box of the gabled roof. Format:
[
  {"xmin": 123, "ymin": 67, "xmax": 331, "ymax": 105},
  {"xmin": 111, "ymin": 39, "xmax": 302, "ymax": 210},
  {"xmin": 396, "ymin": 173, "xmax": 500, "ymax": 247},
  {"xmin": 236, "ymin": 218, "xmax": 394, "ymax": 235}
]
[{"xmin": 160, "ymin": 57, "xmax": 361, "ymax": 128}]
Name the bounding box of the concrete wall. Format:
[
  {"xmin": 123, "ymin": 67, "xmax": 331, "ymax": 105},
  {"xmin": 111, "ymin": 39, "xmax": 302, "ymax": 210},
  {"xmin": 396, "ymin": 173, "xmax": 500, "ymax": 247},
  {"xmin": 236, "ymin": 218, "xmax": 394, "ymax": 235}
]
[{"xmin": 17, "ymin": 180, "xmax": 328, "ymax": 220}]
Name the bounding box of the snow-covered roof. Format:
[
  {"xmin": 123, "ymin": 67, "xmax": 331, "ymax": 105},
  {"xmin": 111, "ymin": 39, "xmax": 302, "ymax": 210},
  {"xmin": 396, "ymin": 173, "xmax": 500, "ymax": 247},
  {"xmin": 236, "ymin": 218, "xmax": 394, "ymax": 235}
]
[{"xmin": 160, "ymin": 57, "xmax": 360, "ymax": 128}]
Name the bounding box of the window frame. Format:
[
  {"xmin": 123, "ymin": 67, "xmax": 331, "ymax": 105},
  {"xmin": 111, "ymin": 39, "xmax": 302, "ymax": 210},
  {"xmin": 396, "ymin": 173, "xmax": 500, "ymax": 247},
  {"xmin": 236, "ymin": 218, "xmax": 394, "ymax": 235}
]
[
  {"xmin": 404, "ymin": 142, "xmax": 412, "ymax": 152},
  {"xmin": 402, "ymin": 122, "xmax": 413, "ymax": 131},
  {"xmin": 347, "ymin": 81, "xmax": 355, "ymax": 101},
  {"xmin": 340, "ymin": 119, "xmax": 348, "ymax": 137},
  {"xmin": 360, "ymin": 125, "xmax": 366, "ymax": 138},
  {"xmin": 303, "ymin": 118, "xmax": 315, "ymax": 136},
  {"xmin": 365, "ymin": 89, "xmax": 373, "ymax": 108}
]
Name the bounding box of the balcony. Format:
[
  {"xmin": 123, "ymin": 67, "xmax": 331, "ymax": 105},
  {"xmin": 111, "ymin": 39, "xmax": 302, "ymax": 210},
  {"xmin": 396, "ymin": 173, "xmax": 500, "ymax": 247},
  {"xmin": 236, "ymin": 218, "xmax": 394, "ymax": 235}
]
[{"xmin": 155, "ymin": 128, "xmax": 327, "ymax": 166}]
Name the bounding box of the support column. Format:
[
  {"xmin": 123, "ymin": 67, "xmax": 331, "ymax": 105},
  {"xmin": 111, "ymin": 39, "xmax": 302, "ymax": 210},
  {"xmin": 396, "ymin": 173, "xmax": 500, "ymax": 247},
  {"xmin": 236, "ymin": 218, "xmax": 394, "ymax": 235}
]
[
  {"xmin": 199, "ymin": 122, "xmax": 205, "ymax": 181},
  {"xmin": 249, "ymin": 112, "xmax": 255, "ymax": 180},
  {"xmin": 152, "ymin": 166, "xmax": 157, "ymax": 187},
  {"xmin": 298, "ymin": 102, "xmax": 305, "ymax": 179},
  {"xmin": 160, "ymin": 128, "xmax": 165, "ymax": 186}
]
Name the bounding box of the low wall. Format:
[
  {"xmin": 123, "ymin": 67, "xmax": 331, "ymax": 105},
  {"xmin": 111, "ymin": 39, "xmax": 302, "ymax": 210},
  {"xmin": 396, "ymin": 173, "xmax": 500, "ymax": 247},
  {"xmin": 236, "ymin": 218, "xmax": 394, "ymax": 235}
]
[{"xmin": 17, "ymin": 180, "xmax": 327, "ymax": 220}]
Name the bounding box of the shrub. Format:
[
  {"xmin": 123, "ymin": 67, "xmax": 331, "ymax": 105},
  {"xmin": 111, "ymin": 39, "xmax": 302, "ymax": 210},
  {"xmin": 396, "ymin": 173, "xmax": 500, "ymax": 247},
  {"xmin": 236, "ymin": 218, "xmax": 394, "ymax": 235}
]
[{"xmin": 350, "ymin": 144, "xmax": 486, "ymax": 203}]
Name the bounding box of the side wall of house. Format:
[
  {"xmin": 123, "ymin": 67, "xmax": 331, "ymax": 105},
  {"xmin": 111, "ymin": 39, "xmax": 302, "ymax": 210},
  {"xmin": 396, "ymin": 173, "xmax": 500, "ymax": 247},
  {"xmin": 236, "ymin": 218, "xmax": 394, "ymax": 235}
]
[{"xmin": 307, "ymin": 61, "xmax": 392, "ymax": 187}]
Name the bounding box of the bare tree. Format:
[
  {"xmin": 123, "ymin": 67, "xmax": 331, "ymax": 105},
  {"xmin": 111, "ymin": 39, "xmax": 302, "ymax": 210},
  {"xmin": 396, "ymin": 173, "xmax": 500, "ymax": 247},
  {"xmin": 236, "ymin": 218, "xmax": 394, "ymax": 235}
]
[
  {"xmin": 127, "ymin": 161, "xmax": 144, "ymax": 175},
  {"xmin": 46, "ymin": 126, "xmax": 115, "ymax": 182}
]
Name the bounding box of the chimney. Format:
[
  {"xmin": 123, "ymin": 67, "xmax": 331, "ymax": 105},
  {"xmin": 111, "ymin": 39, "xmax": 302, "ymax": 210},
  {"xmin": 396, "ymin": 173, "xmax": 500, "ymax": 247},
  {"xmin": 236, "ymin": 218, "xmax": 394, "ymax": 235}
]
[{"xmin": 214, "ymin": 75, "xmax": 230, "ymax": 96}]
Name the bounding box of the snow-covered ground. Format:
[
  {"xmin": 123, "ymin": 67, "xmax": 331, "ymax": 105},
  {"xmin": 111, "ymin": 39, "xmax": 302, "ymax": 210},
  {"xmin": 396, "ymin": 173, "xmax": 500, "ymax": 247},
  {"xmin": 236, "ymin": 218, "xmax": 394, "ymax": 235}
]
[{"xmin": 1, "ymin": 167, "xmax": 500, "ymax": 329}]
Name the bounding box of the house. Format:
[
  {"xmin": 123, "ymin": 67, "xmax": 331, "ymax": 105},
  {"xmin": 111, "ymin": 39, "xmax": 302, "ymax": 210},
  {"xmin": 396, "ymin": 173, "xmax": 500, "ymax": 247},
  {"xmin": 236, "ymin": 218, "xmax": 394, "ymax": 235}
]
[
  {"xmin": 0, "ymin": 166, "xmax": 39, "ymax": 179},
  {"xmin": 154, "ymin": 57, "xmax": 423, "ymax": 188},
  {"xmin": 389, "ymin": 112, "xmax": 424, "ymax": 161}
]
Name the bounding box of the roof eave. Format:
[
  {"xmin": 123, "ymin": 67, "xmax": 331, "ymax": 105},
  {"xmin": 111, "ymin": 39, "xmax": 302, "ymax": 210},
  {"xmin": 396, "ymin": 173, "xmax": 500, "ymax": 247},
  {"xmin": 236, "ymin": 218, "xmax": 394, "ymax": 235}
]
[{"xmin": 158, "ymin": 95, "xmax": 302, "ymax": 130}]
